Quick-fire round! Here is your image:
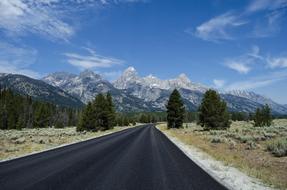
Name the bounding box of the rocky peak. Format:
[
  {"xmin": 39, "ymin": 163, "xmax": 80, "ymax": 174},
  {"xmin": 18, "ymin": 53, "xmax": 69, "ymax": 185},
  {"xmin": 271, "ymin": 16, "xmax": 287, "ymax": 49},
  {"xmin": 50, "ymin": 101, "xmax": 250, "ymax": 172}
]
[
  {"xmin": 177, "ymin": 73, "xmax": 191, "ymax": 84},
  {"xmin": 113, "ymin": 67, "xmax": 141, "ymax": 89},
  {"xmin": 122, "ymin": 67, "xmax": 138, "ymax": 79},
  {"xmin": 79, "ymin": 70, "xmax": 102, "ymax": 80}
]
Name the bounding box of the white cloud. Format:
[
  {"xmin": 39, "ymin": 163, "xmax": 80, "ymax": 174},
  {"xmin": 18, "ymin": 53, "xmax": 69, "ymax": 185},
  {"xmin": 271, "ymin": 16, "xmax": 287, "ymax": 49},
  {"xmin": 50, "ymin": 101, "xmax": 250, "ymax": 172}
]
[
  {"xmin": 225, "ymin": 70, "xmax": 287, "ymax": 91},
  {"xmin": 267, "ymin": 56, "xmax": 287, "ymax": 68},
  {"xmin": 252, "ymin": 11, "xmax": 284, "ymax": 38},
  {"xmin": 0, "ymin": 0, "xmax": 147, "ymax": 41},
  {"xmin": 191, "ymin": 0, "xmax": 287, "ymax": 41},
  {"xmin": 247, "ymin": 0, "xmax": 287, "ymax": 37},
  {"xmin": 213, "ymin": 79, "xmax": 225, "ymax": 88},
  {"xmin": 225, "ymin": 46, "xmax": 287, "ymax": 74},
  {"xmin": 247, "ymin": 0, "xmax": 287, "ymax": 13},
  {"xmin": 0, "ymin": 42, "xmax": 39, "ymax": 78},
  {"xmin": 65, "ymin": 48, "xmax": 124, "ymax": 70},
  {"xmin": 226, "ymin": 62, "xmax": 251, "ymax": 74},
  {"xmin": 192, "ymin": 12, "xmax": 247, "ymax": 42},
  {"xmin": 224, "ymin": 45, "xmax": 262, "ymax": 74},
  {"xmin": 0, "ymin": 0, "xmax": 74, "ymax": 41}
]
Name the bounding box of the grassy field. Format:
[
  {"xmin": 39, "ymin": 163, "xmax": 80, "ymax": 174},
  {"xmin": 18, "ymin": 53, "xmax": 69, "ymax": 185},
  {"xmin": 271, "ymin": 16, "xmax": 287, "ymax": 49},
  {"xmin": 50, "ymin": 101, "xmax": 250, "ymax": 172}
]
[
  {"xmin": 158, "ymin": 119, "xmax": 287, "ymax": 189},
  {"xmin": 0, "ymin": 126, "xmax": 132, "ymax": 161}
]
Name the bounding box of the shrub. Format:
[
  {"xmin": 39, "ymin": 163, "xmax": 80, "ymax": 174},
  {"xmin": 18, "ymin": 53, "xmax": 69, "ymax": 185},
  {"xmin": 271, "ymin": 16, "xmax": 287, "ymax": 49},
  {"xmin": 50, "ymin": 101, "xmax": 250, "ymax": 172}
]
[
  {"xmin": 267, "ymin": 138, "xmax": 287, "ymax": 157},
  {"xmin": 238, "ymin": 135, "xmax": 254, "ymax": 143},
  {"xmin": 246, "ymin": 140, "xmax": 257, "ymax": 150},
  {"xmin": 210, "ymin": 136, "xmax": 225, "ymax": 143}
]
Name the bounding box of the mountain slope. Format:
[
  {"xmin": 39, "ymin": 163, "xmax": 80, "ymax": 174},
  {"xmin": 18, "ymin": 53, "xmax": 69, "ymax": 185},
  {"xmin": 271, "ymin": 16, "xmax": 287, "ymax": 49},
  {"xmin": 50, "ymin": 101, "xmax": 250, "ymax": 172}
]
[
  {"xmin": 43, "ymin": 70, "xmax": 158, "ymax": 112},
  {"xmin": 0, "ymin": 74, "xmax": 84, "ymax": 108},
  {"xmin": 113, "ymin": 67, "xmax": 287, "ymax": 114},
  {"xmin": 41, "ymin": 68, "xmax": 287, "ymax": 114},
  {"xmin": 226, "ymin": 90, "xmax": 287, "ymax": 114}
]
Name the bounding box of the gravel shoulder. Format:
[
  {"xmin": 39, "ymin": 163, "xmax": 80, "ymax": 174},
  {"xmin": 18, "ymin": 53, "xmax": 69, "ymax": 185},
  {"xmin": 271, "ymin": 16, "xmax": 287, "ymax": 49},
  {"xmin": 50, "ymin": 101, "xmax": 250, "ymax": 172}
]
[
  {"xmin": 157, "ymin": 124, "xmax": 278, "ymax": 190},
  {"xmin": 0, "ymin": 126, "xmax": 132, "ymax": 161}
]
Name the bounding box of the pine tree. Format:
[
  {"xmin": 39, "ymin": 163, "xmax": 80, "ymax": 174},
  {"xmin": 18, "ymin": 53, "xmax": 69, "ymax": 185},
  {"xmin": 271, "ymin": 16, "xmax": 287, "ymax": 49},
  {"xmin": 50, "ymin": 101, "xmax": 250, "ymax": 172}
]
[
  {"xmin": 123, "ymin": 116, "xmax": 129, "ymax": 126},
  {"xmin": 198, "ymin": 89, "xmax": 230, "ymax": 130},
  {"xmin": 106, "ymin": 92, "xmax": 116, "ymax": 129},
  {"xmin": 93, "ymin": 93, "xmax": 109, "ymax": 130},
  {"xmin": 77, "ymin": 102, "xmax": 95, "ymax": 131},
  {"xmin": 166, "ymin": 89, "xmax": 185, "ymax": 129}
]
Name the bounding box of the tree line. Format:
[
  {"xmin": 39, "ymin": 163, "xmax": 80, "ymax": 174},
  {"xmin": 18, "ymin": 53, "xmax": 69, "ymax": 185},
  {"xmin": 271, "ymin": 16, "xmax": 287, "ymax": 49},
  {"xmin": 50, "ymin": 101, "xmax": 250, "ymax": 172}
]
[
  {"xmin": 0, "ymin": 87, "xmax": 276, "ymax": 131},
  {"xmin": 0, "ymin": 88, "xmax": 79, "ymax": 130},
  {"xmin": 166, "ymin": 89, "xmax": 273, "ymax": 129}
]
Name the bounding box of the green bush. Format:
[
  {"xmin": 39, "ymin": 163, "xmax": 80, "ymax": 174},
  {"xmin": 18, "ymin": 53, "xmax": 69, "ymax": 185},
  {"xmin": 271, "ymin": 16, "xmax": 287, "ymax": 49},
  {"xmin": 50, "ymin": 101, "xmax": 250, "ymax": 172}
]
[
  {"xmin": 210, "ymin": 136, "xmax": 225, "ymax": 143},
  {"xmin": 267, "ymin": 138, "xmax": 287, "ymax": 157}
]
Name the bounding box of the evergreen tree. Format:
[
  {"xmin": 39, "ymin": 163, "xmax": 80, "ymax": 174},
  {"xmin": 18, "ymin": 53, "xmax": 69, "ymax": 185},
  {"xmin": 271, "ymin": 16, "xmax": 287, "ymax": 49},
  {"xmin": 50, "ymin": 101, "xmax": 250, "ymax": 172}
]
[
  {"xmin": 198, "ymin": 89, "xmax": 230, "ymax": 130},
  {"xmin": 123, "ymin": 116, "xmax": 129, "ymax": 126},
  {"xmin": 106, "ymin": 92, "xmax": 116, "ymax": 129},
  {"xmin": 93, "ymin": 93, "xmax": 109, "ymax": 130},
  {"xmin": 254, "ymin": 104, "xmax": 272, "ymax": 127},
  {"xmin": 166, "ymin": 89, "xmax": 185, "ymax": 129},
  {"xmin": 77, "ymin": 102, "xmax": 95, "ymax": 131}
]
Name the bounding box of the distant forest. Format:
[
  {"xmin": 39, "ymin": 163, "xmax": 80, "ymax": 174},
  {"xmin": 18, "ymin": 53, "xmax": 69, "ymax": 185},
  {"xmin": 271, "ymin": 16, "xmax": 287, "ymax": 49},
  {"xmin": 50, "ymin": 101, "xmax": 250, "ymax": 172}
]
[
  {"xmin": 0, "ymin": 88, "xmax": 80, "ymax": 130},
  {"xmin": 0, "ymin": 88, "xmax": 286, "ymax": 130}
]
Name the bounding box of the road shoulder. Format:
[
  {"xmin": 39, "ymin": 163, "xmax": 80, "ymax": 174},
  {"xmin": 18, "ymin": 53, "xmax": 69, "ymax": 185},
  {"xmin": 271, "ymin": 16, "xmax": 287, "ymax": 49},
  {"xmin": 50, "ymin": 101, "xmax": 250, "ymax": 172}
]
[{"xmin": 156, "ymin": 124, "xmax": 276, "ymax": 190}]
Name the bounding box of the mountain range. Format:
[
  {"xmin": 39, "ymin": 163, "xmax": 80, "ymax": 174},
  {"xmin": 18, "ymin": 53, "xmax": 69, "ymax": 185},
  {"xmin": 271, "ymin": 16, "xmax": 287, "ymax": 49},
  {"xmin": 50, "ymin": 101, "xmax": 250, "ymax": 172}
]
[
  {"xmin": 0, "ymin": 73, "xmax": 83, "ymax": 108},
  {"xmin": 1, "ymin": 67, "xmax": 287, "ymax": 114}
]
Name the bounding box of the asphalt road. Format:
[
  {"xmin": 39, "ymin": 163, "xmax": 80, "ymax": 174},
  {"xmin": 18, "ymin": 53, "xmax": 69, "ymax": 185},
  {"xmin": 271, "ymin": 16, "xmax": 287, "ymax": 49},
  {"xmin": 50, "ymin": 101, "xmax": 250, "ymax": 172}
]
[{"xmin": 0, "ymin": 124, "xmax": 228, "ymax": 190}]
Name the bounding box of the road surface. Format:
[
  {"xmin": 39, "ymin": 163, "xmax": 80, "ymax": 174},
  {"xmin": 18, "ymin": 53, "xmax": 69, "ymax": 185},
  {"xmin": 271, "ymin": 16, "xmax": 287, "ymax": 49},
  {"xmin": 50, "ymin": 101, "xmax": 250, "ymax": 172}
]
[{"xmin": 0, "ymin": 124, "xmax": 228, "ymax": 190}]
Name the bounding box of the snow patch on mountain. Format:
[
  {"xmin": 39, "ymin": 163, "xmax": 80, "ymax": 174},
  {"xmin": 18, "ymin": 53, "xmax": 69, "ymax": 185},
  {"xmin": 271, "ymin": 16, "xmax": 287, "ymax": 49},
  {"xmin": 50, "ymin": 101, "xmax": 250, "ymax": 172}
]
[{"xmin": 114, "ymin": 67, "xmax": 208, "ymax": 92}]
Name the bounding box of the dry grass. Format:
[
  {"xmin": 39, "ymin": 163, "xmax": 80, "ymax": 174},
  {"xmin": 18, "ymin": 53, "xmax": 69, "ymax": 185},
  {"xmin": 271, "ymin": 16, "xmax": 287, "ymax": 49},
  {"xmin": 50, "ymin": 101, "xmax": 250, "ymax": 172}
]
[
  {"xmin": 158, "ymin": 119, "xmax": 287, "ymax": 189},
  {"xmin": 0, "ymin": 126, "xmax": 132, "ymax": 161}
]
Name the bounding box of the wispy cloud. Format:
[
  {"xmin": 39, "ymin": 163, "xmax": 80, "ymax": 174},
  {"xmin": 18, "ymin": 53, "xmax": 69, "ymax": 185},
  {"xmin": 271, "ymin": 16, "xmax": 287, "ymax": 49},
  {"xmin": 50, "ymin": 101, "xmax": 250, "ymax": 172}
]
[
  {"xmin": 192, "ymin": 12, "xmax": 246, "ymax": 42},
  {"xmin": 245, "ymin": 0, "xmax": 287, "ymax": 38},
  {"xmin": 0, "ymin": 42, "xmax": 39, "ymax": 78},
  {"xmin": 252, "ymin": 11, "xmax": 285, "ymax": 38},
  {"xmin": 224, "ymin": 46, "xmax": 262, "ymax": 74},
  {"xmin": 191, "ymin": 0, "xmax": 287, "ymax": 42},
  {"xmin": 226, "ymin": 62, "xmax": 251, "ymax": 74},
  {"xmin": 64, "ymin": 48, "xmax": 124, "ymax": 70},
  {"xmin": 0, "ymin": 0, "xmax": 146, "ymax": 41},
  {"xmin": 225, "ymin": 70, "xmax": 287, "ymax": 91},
  {"xmin": 267, "ymin": 56, "xmax": 287, "ymax": 69},
  {"xmin": 0, "ymin": 0, "xmax": 74, "ymax": 41},
  {"xmin": 246, "ymin": 0, "xmax": 287, "ymax": 13}
]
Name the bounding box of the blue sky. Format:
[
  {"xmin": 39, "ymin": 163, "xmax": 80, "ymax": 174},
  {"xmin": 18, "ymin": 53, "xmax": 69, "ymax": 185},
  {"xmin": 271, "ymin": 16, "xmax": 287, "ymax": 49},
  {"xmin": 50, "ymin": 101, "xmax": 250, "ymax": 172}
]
[{"xmin": 0, "ymin": 0, "xmax": 287, "ymax": 104}]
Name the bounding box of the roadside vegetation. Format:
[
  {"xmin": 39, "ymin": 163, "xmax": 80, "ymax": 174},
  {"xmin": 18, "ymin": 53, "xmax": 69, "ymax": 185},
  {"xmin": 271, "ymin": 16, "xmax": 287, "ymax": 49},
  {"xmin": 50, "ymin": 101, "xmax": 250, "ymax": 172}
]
[
  {"xmin": 163, "ymin": 89, "xmax": 287, "ymax": 189},
  {"xmin": 0, "ymin": 126, "xmax": 131, "ymax": 161}
]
